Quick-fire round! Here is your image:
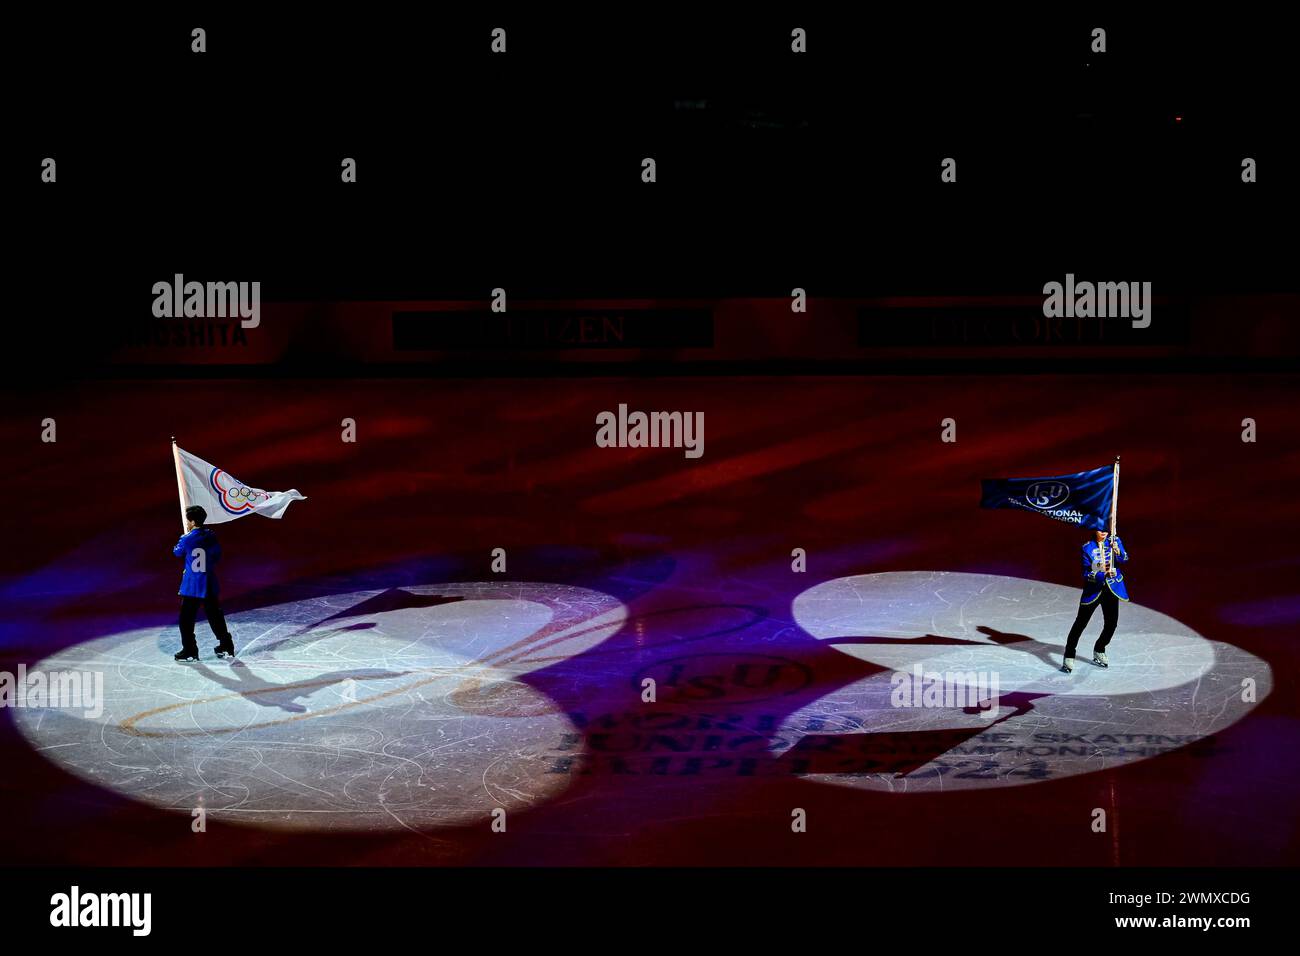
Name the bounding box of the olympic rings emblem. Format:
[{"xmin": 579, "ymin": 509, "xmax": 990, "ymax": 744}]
[{"xmin": 210, "ymin": 468, "xmax": 271, "ymax": 514}]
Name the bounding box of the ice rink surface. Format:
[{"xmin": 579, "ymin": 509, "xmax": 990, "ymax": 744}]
[
  {"xmin": 2, "ymin": 375, "xmax": 1296, "ymax": 864},
  {"xmin": 15, "ymin": 572, "xmax": 1268, "ymax": 831},
  {"xmin": 16, "ymin": 583, "xmax": 627, "ymax": 832}
]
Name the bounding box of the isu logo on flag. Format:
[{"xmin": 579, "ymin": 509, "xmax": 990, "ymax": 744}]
[{"xmin": 1025, "ymin": 481, "xmax": 1070, "ymax": 510}]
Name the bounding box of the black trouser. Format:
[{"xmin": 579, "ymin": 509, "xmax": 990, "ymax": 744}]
[
  {"xmin": 179, "ymin": 593, "xmax": 232, "ymax": 653},
  {"xmin": 1064, "ymin": 586, "xmax": 1119, "ymax": 659}
]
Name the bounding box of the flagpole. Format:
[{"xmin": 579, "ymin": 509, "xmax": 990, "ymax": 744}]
[
  {"xmin": 172, "ymin": 437, "xmax": 190, "ymax": 533},
  {"xmin": 1109, "ymin": 455, "xmax": 1120, "ymax": 569}
]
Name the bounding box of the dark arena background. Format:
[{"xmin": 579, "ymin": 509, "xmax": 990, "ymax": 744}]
[{"xmin": 5, "ymin": 8, "xmax": 1297, "ymax": 943}]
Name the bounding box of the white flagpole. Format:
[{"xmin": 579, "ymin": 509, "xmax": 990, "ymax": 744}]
[
  {"xmin": 1108, "ymin": 455, "xmax": 1120, "ymax": 570},
  {"xmin": 172, "ymin": 437, "xmax": 190, "ymax": 533}
]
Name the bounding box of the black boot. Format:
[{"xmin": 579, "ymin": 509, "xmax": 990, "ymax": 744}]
[
  {"xmin": 213, "ymin": 637, "xmax": 236, "ymax": 658},
  {"xmin": 175, "ymin": 647, "xmax": 200, "ymax": 662}
]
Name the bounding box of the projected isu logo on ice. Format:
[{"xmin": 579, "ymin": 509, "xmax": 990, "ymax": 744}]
[
  {"xmin": 210, "ymin": 469, "xmax": 272, "ymax": 515},
  {"xmin": 1025, "ymin": 481, "xmax": 1070, "ymax": 510}
]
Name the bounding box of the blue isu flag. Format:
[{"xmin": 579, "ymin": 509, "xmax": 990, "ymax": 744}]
[{"xmin": 979, "ymin": 465, "xmax": 1114, "ymax": 530}]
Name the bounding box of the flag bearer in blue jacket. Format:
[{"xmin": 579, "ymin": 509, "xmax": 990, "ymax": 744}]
[
  {"xmin": 1061, "ymin": 528, "xmax": 1128, "ymax": 673},
  {"xmin": 172, "ymin": 505, "xmax": 236, "ymax": 662}
]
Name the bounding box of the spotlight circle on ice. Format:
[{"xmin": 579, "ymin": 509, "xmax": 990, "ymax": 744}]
[
  {"xmin": 786, "ymin": 571, "xmax": 1270, "ymax": 792},
  {"xmin": 15, "ymin": 582, "xmax": 628, "ymax": 832}
]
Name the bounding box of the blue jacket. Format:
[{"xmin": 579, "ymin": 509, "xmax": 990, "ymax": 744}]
[
  {"xmin": 1079, "ymin": 535, "xmax": 1128, "ymax": 604},
  {"xmin": 173, "ymin": 527, "xmax": 222, "ymax": 598}
]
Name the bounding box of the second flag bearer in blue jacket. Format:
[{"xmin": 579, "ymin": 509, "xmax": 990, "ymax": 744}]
[{"xmin": 1061, "ymin": 529, "xmax": 1128, "ymax": 673}]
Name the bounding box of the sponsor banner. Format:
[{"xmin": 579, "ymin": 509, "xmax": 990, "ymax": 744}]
[
  {"xmin": 861, "ymin": 302, "xmax": 1192, "ymax": 346},
  {"xmin": 393, "ymin": 308, "xmax": 714, "ymax": 350},
  {"xmin": 102, "ymin": 296, "xmax": 1299, "ymax": 366}
]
